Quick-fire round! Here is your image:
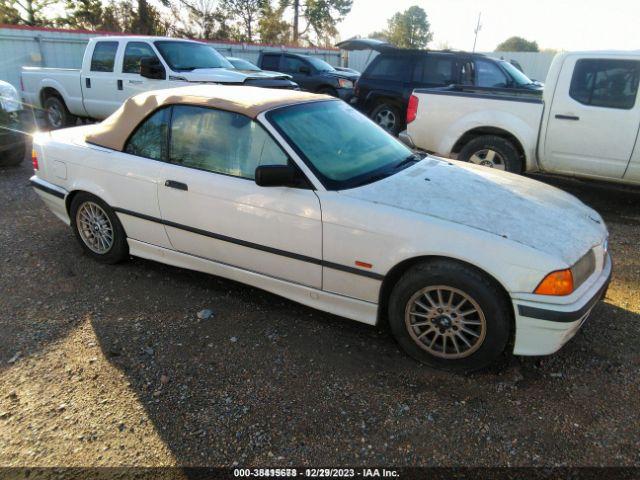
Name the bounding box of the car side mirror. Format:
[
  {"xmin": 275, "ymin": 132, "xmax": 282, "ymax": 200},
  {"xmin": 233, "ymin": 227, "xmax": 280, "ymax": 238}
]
[
  {"xmin": 255, "ymin": 165, "xmax": 296, "ymax": 187},
  {"xmin": 298, "ymin": 65, "xmax": 311, "ymax": 75},
  {"xmin": 140, "ymin": 57, "xmax": 166, "ymax": 80}
]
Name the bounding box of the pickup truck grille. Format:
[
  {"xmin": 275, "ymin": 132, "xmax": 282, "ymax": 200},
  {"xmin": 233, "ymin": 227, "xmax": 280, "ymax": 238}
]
[{"xmin": 571, "ymin": 249, "xmax": 596, "ymax": 290}]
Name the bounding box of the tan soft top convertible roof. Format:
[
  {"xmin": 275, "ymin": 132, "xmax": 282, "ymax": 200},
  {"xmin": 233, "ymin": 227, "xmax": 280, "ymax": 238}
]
[{"xmin": 85, "ymin": 85, "xmax": 331, "ymax": 151}]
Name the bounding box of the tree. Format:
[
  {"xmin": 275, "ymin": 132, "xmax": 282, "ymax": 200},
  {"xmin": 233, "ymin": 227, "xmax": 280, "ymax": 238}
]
[
  {"xmin": 383, "ymin": 5, "xmax": 432, "ymax": 49},
  {"xmin": 9, "ymin": 0, "xmax": 59, "ymax": 26},
  {"xmin": 222, "ymin": 0, "xmax": 262, "ymax": 42},
  {"xmin": 171, "ymin": 0, "xmax": 230, "ymax": 39},
  {"xmin": 281, "ymin": 0, "xmax": 353, "ymax": 46},
  {"xmin": 57, "ymin": 0, "xmax": 105, "ymax": 29},
  {"xmin": 0, "ymin": 0, "xmax": 22, "ymax": 24},
  {"xmin": 495, "ymin": 36, "xmax": 539, "ymax": 52},
  {"xmin": 257, "ymin": 1, "xmax": 289, "ymax": 44}
]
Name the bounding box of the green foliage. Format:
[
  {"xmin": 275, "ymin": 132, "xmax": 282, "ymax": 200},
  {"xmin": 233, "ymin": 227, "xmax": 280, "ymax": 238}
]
[
  {"xmin": 382, "ymin": 5, "xmax": 432, "ymax": 49},
  {"xmin": 495, "ymin": 36, "xmax": 539, "ymax": 52},
  {"xmin": 280, "ymin": 0, "xmax": 353, "ymax": 45},
  {"xmin": 0, "ymin": 0, "xmax": 22, "ymax": 24},
  {"xmin": 7, "ymin": 0, "xmax": 58, "ymax": 26},
  {"xmin": 257, "ymin": 1, "xmax": 290, "ymax": 44},
  {"xmin": 222, "ymin": 0, "xmax": 262, "ymax": 42}
]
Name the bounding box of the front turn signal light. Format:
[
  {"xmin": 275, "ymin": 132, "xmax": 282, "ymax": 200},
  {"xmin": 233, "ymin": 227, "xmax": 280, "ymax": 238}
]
[{"xmin": 534, "ymin": 269, "xmax": 574, "ymax": 296}]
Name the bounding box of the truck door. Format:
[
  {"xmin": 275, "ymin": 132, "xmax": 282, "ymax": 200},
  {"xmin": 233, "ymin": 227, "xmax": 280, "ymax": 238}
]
[
  {"xmin": 82, "ymin": 40, "xmax": 123, "ymax": 119},
  {"xmin": 118, "ymin": 41, "xmax": 167, "ymax": 103},
  {"xmin": 543, "ymin": 56, "xmax": 640, "ymax": 179}
]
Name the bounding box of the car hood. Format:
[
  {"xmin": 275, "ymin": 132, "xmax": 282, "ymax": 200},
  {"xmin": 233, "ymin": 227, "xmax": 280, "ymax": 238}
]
[
  {"xmin": 179, "ymin": 68, "xmax": 290, "ymax": 82},
  {"xmin": 324, "ymin": 70, "xmax": 360, "ymax": 81},
  {"xmin": 341, "ymin": 157, "xmax": 607, "ymax": 266}
]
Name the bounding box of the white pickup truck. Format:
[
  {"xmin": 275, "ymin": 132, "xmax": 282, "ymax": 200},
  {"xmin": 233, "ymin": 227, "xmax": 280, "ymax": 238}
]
[
  {"xmin": 21, "ymin": 36, "xmax": 298, "ymax": 129},
  {"xmin": 402, "ymin": 51, "xmax": 640, "ymax": 185}
]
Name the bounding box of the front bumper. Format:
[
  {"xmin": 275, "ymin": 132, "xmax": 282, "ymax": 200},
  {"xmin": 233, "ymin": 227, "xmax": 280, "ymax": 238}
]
[{"xmin": 512, "ymin": 253, "xmax": 612, "ymax": 356}]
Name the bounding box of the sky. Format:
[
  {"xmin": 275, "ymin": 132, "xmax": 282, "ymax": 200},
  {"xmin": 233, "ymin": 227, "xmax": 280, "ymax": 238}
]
[{"xmin": 337, "ymin": 0, "xmax": 638, "ymax": 52}]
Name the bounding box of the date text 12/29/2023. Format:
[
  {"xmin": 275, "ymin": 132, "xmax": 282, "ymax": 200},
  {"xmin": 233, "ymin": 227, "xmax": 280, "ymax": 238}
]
[{"xmin": 233, "ymin": 468, "xmax": 399, "ymax": 477}]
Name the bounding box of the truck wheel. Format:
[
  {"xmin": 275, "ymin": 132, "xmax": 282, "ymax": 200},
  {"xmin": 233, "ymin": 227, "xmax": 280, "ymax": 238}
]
[
  {"xmin": 0, "ymin": 142, "xmax": 26, "ymax": 167},
  {"xmin": 388, "ymin": 259, "xmax": 513, "ymax": 373},
  {"xmin": 44, "ymin": 96, "xmax": 76, "ymax": 130},
  {"xmin": 370, "ymin": 102, "xmax": 403, "ymax": 135},
  {"xmin": 70, "ymin": 193, "xmax": 129, "ymax": 264},
  {"xmin": 458, "ymin": 135, "xmax": 522, "ymax": 173}
]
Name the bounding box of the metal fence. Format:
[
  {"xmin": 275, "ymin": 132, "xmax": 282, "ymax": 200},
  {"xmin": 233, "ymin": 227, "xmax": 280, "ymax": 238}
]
[
  {"xmin": 0, "ymin": 25, "xmax": 342, "ymax": 90},
  {"xmin": 346, "ymin": 49, "xmax": 557, "ymax": 81}
]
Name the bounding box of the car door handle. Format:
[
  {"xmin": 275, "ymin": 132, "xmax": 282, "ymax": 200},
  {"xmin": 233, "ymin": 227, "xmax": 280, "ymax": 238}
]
[
  {"xmin": 85, "ymin": 78, "xmax": 91, "ymax": 88},
  {"xmin": 117, "ymin": 79, "xmax": 123, "ymax": 90},
  {"xmin": 555, "ymin": 114, "xmax": 580, "ymax": 121},
  {"xmin": 165, "ymin": 180, "xmax": 188, "ymax": 191}
]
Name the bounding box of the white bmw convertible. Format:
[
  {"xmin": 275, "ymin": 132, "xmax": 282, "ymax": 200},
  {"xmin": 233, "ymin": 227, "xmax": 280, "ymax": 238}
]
[{"xmin": 30, "ymin": 85, "xmax": 611, "ymax": 372}]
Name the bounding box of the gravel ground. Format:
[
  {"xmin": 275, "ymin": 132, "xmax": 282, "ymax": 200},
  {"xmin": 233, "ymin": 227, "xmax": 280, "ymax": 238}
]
[{"xmin": 0, "ymin": 156, "xmax": 639, "ymax": 468}]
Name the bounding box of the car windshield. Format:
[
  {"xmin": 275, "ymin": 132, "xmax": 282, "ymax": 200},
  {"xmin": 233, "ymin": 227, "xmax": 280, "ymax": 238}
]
[
  {"xmin": 304, "ymin": 56, "xmax": 335, "ymax": 72},
  {"xmin": 499, "ymin": 60, "xmax": 536, "ymax": 86},
  {"xmin": 154, "ymin": 41, "xmax": 234, "ymax": 71},
  {"xmin": 267, "ymin": 101, "xmax": 417, "ymax": 190},
  {"xmin": 229, "ymin": 58, "xmax": 261, "ymax": 71}
]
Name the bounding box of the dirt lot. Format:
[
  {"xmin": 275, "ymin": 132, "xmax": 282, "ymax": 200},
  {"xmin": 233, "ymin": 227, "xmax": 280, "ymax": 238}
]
[{"xmin": 1, "ymin": 157, "xmax": 639, "ymax": 468}]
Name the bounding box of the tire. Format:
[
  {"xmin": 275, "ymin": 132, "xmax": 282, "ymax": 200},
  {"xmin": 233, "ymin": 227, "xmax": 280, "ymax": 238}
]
[
  {"xmin": 388, "ymin": 259, "xmax": 513, "ymax": 373},
  {"xmin": 317, "ymin": 87, "xmax": 338, "ymax": 97},
  {"xmin": 458, "ymin": 135, "xmax": 522, "ymax": 173},
  {"xmin": 69, "ymin": 193, "xmax": 129, "ymax": 264},
  {"xmin": 370, "ymin": 102, "xmax": 403, "ymax": 135},
  {"xmin": 44, "ymin": 95, "xmax": 77, "ymax": 130},
  {"xmin": 0, "ymin": 142, "xmax": 25, "ymax": 167}
]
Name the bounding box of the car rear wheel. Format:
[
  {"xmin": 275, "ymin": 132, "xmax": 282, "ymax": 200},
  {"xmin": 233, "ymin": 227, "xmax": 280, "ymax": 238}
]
[
  {"xmin": 44, "ymin": 96, "xmax": 76, "ymax": 130},
  {"xmin": 370, "ymin": 102, "xmax": 403, "ymax": 135},
  {"xmin": 388, "ymin": 259, "xmax": 513, "ymax": 373},
  {"xmin": 70, "ymin": 193, "xmax": 128, "ymax": 264},
  {"xmin": 458, "ymin": 135, "xmax": 522, "ymax": 173}
]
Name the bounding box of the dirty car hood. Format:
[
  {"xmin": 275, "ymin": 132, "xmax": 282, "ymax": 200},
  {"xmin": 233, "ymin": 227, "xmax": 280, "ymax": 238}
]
[{"xmin": 342, "ymin": 157, "xmax": 607, "ymax": 266}]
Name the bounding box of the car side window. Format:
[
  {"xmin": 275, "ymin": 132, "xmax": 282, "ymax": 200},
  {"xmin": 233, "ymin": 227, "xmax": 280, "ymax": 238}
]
[
  {"xmin": 169, "ymin": 105, "xmax": 288, "ymax": 180},
  {"xmin": 475, "ymin": 59, "xmax": 508, "ymax": 88},
  {"xmin": 261, "ymin": 54, "xmax": 281, "ymax": 71},
  {"xmin": 413, "ymin": 55, "xmax": 455, "ymax": 85},
  {"xmin": 569, "ymin": 59, "xmax": 640, "ymax": 110},
  {"xmin": 282, "ymin": 56, "xmax": 307, "ymax": 73},
  {"xmin": 124, "ymin": 107, "xmax": 170, "ymax": 161},
  {"xmin": 123, "ymin": 42, "xmax": 159, "ymax": 74},
  {"xmin": 90, "ymin": 41, "xmax": 119, "ymax": 72},
  {"xmin": 366, "ymin": 55, "xmax": 410, "ymax": 80}
]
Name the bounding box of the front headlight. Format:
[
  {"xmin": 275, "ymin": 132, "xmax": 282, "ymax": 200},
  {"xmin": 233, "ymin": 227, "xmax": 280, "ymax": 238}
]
[
  {"xmin": 338, "ymin": 78, "xmax": 354, "ymax": 89},
  {"xmin": 0, "ymin": 84, "xmax": 21, "ymax": 113}
]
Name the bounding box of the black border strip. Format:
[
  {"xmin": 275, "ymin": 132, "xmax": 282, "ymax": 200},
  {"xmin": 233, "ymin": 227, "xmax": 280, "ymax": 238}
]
[
  {"xmin": 113, "ymin": 207, "xmax": 384, "ymax": 281},
  {"xmin": 517, "ymin": 267, "xmax": 611, "ymax": 323},
  {"xmin": 30, "ymin": 179, "xmax": 65, "ymax": 199},
  {"xmin": 413, "ymin": 88, "xmax": 544, "ymax": 104}
]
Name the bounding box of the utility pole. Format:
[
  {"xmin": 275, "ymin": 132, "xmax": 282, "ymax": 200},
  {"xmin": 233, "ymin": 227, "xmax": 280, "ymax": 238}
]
[
  {"xmin": 472, "ymin": 12, "xmax": 482, "ymax": 52},
  {"xmin": 293, "ymin": 0, "xmax": 300, "ymax": 45}
]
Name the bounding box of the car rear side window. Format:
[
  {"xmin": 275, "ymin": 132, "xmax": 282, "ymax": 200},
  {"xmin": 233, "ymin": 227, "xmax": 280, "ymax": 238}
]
[
  {"xmin": 90, "ymin": 41, "xmax": 119, "ymax": 72},
  {"xmin": 569, "ymin": 59, "xmax": 640, "ymax": 109},
  {"xmin": 124, "ymin": 107, "xmax": 170, "ymax": 161},
  {"xmin": 261, "ymin": 54, "xmax": 281, "ymax": 71},
  {"xmin": 413, "ymin": 55, "xmax": 455, "ymax": 85},
  {"xmin": 123, "ymin": 42, "xmax": 159, "ymax": 74},
  {"xmin": 169, "ymin": 106, "xmax": 288, "ymax": 180},
  {"xmin": 475, "ymin": 59, "xmax": 508, "ymax": 88},
  {"xmin": 366, "ymin": 55, "xmax": 410, "ymax": 80}
]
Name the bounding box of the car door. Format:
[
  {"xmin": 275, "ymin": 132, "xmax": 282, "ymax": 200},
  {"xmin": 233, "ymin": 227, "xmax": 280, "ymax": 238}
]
[
  {"xmin": 157, "ymin": 105, "xmax": 323, "ymax": 288},
  {"xmin": 82, "ymin": 40, "xmax": 123, "ymax": 119},
  {"xmin": 118, "ymin": 41, "xmax": 167, "ymax": 103},
  {"xmin": 280, "ymin": 55, "xmax": 313, "ymax": 90},
  {"xmin": 411, "ymin": 54, "xmax": 456, "ymax": 89},
  {"xmin": 543, "ymin": 56, "xmax": 640, "ymax": 179}
]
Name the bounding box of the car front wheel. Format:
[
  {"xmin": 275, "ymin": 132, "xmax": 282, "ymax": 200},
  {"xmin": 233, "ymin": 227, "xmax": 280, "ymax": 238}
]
[{"xmin": 388, "ymin": 259, "xmax": 513, "ymax": 373}]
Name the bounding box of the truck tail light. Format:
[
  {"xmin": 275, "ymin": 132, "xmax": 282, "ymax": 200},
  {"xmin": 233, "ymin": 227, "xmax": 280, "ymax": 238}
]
[
  {"xmin": 407, "ymin": 94, "xmax": 419, "ymax": 124},
  {"xmin": 31, "ymin": 148, "xmax": 39, "ymax": 171},
  {"xmin": 534, "ymin": 269, "xmax": 574, "ymax": 296}
]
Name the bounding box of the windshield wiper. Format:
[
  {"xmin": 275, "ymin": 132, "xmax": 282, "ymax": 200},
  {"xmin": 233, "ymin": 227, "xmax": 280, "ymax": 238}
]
[{"xmin": 394, "ymin": 152, "xmax": 424, "ymax": 170}]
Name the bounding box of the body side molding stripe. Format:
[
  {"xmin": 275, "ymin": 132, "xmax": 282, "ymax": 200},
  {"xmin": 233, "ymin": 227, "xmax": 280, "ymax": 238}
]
[
  {"xmin": 30, "ymin": 179, "xmax": 66, "ymax": 199},
  {"xmin": 113, "ymin": 207, "xmax": 385, "ymax": 281}
]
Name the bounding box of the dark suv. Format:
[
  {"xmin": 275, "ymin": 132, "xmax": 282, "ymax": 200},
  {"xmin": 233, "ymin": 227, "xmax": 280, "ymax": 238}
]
[
  {"xmin": 352, "ymin": 48, "xmax": 542, "ymax": 135},
  {"xmin": 257, "ymin": 52, "xmax": 359, "ymax": 101}
]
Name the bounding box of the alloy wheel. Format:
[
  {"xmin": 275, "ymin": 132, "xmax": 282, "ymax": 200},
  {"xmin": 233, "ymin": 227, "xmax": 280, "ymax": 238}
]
[
  {"xmin": 468, "ymin": 149, "xmax": 506, "ymax": 170},
  {"xmin": 76, "ymin": 201, "xmax": 114, "ymax": 254},
  {"xmin": 374, "ymin": 108, "xmax": 396, "ymax": 131}
]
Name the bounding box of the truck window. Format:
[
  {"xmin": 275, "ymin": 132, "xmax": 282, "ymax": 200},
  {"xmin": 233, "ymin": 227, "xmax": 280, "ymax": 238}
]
[
  {"xmin": 570, "ymin": 59, "xmax": 640, "ymax": 110},
  {"xmin": 123, "ymin": 42, "xmax": 159, "ymax": 74},
  {"xmin": 413, "ymin": 55, "xmax": 455, "ymax": 85},
  {"xmin": 90, "ymin": 42, "xmax": 119, "ymax": 72},
  {"xmin": 261, "ymin": 54, "xmax": 281, "ymax": 71},
  {"xmin": 366, "ymin": 55, "xmax": 410, "ymax": 80},
  {"xmin": 283, "ymin": 56, "xmax": 307, "ymax": 73},
  {"xmin": 475, "ymin": 59, "xmax": 508, "ymax": 88}
]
